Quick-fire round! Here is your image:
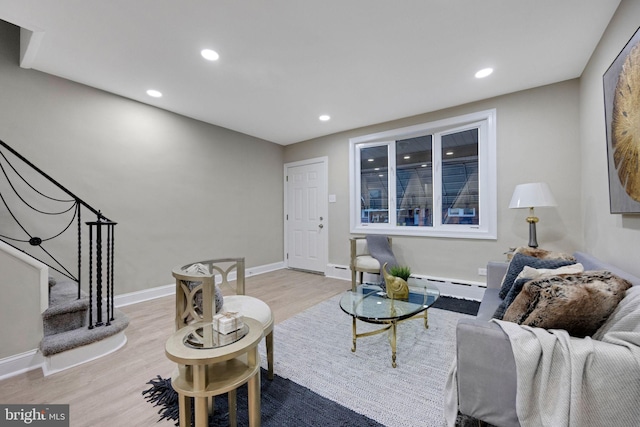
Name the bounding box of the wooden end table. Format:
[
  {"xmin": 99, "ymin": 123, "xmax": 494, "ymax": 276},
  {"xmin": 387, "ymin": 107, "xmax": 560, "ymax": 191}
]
[{"xmin": 165, "ymin": 317, "xmax": 263, "ymax": 427}]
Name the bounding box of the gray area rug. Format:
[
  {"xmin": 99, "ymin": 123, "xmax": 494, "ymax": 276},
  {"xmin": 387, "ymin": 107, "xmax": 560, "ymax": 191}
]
[{"xmin": 258, "ymin": 295, "xmax": 472, "ymax": 427}]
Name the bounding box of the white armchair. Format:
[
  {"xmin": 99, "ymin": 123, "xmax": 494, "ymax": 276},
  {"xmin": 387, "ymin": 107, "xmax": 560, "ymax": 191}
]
[{"xmin": 349, "ymin": 236, "xmax": 392, "ymax": 291}]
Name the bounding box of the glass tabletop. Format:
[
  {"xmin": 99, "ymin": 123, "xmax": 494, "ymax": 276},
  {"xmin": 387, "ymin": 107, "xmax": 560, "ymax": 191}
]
[
  {"xmin": 183, "ymin": 323, "xmax": 249, "ymax": 349},
  {"xmin": 339, "ymin": 279, "xmax": 440, "ymax": 322}
]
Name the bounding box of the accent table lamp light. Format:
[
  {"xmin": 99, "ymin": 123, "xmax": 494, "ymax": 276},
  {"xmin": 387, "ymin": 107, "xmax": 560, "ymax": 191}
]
[{"xmin": 509, "ymin": 182, "xmax": 557, "ymax": 248}]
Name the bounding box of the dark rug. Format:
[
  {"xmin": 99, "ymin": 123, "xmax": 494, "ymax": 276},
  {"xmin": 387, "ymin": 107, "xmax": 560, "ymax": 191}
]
[
  {"xmin": 143, "ymin": 369, "xmax": 383, "ymax": 426},
  {"xmin": 432, "ymin": 295, "xmax": 480, "ymax": 316}
]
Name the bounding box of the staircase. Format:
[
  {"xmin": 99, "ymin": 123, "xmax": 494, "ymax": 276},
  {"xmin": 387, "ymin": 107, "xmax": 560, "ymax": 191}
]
[{"xmin": 0, "ymin": 139, "xmax": 128, "ymax": 377}]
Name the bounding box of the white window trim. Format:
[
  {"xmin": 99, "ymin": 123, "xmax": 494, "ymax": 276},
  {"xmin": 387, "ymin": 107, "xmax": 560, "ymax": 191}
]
[{"xmin": 349, "ymin": 109, "xmax": 497, "ymax": 239}]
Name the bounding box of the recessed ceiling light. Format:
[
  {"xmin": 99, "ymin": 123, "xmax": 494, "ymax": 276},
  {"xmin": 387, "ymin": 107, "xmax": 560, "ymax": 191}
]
[
  {"xmin": 378, "ymin": 174, "xmax": 384, "ymax": 177},
  {"xmin": 368, "ymin": 158, "xmax": 374, "ymax": 162},
  {"xmin": 319, "ymin": 115, "xmax": 331, "ymax": 121},
  {"xmin": 201, "ymin": 49, "xmax": 219, "ymax": 61},
  {"xmin": 146, "ymin": 89, "xmax": 162, "ymax": 98},
  {"xmin": 446, "ymin": 151, "xmax": 454, "ymax": 156},
  {"xmin": 475, "ymin": 68, "xmax": 493, "ymax": 78},
  {"xmin": 421, "ymin": 164, "xmax": 427, "ymax": 167},
  {"xmin": 374, "ymin": 167, "xmax": 380, "ymax": 171},
  {"xmin": 404, "ymin": 155, "xmax": 411, "ymax": 160}
]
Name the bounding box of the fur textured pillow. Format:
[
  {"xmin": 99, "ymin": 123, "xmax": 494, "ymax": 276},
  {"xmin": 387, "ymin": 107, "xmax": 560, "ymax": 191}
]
[
  {"xmin": 513, "ymin": 246, "xmax": 576, "ymax": 261},
  {"xmin": 503, "ymin": 271, "xmax": 632, "ymax": 337},
  {"xmin": 494, "ymin": 263, "xmax": 585, "ymax": 320}
]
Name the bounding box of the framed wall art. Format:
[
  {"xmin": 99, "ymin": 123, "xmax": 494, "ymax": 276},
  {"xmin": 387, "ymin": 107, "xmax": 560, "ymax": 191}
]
[{"xmin": 604, "ymin": 26, "xmax": 640, "ymax": 214}]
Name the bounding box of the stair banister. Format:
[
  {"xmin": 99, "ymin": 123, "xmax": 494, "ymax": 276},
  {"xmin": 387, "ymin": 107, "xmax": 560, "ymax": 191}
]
[{"xmin": 0, "ymin": 139, "xmax": 116, "ymax": 330}]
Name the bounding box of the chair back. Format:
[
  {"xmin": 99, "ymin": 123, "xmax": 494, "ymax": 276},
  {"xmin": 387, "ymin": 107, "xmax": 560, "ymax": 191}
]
[
  {"xmin": 350, "ymin": 236, "xmax": 392, "ymax": 268},
  {"xmin": 172, "ymin": 258, "xmax": 246, "ymax": 330}
]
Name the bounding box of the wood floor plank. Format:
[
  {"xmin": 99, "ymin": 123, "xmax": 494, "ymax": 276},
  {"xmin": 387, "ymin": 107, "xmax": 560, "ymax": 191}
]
[{"xmin": 0, "ymin": 269, "xmax": 349, "ymax": 427}]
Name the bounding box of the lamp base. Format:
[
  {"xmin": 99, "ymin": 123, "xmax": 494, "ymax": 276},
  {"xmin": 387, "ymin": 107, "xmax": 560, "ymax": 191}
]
[{"xmin": 527, "ymin": 219, "xmax": 538, "ymax": 248}]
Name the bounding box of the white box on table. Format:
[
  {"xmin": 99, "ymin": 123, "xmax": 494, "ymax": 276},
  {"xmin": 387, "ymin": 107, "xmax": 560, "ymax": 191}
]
[{"xmin": 212, "ymin": 312, "xmax": 244, "ymax": 334}]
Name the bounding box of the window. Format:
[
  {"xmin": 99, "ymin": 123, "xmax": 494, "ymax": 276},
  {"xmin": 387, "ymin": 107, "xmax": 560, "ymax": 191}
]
[{"xmin": 349, "ymin": 109, "xmax": 496, "ymax": 239}]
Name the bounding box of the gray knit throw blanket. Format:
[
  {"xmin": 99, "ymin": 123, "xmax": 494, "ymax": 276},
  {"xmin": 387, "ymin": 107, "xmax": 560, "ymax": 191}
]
[{"xmin": 365, "ymin": 235, "xmax": 398, "ymax": 279}]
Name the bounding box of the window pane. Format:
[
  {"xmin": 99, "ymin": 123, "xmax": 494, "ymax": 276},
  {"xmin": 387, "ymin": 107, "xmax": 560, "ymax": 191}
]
[
  {"xmin": 441, "ymin": 129, "xmax": 479, "ymax": 225},
  {"xmin": 396, "ymin": 136, "xmax": 433, "ymax": 226},
  {"xmin": 360, "ymin": 146, "xmax": 389, "ymax": 223}
]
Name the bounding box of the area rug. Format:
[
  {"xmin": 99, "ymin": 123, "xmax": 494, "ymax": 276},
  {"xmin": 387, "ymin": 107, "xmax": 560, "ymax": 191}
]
[
  {"xmin": 145, "ymin": 295, "xmax": 475, "ymax": 426},
  {"xmin": 257, "ymin": 295, "xmax": 474, "ymax": 427}
]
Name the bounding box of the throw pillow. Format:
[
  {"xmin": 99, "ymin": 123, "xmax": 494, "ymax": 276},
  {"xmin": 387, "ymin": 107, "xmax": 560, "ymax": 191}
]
[
  {"xmin": 503, "ymin": 271, "xmax": 632, "ymax": 337},
  {"xmin": 182, "ymin": 263, "xmax": 224, "ymax": 315},
  {"xmin": 513, "ymin": 246, "xmax": 576, "ymax": 261},
  {"xmin": 183, "ymin": 282, "xmax": 224, "ymax": 316},
  {"xmin": 515, "ymin": 263, "xmax": 585, "ymax": 282},
  {"xmin": 493, "ymin": 263, "xmax": 585, "ymax": 320},
  {"xmin": 498, "ymin": 253, "xmax": 577, "ymax": 299}
]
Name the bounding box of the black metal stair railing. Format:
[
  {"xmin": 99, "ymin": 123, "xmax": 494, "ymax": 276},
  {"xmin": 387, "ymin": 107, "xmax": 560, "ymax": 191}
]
[{"xmin": 0, "ymin": 139, "xmax": 117, "ymax": 329}]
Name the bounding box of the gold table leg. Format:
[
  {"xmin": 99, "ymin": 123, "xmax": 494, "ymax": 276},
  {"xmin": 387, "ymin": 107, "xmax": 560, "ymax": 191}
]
[
  {"xmin": 351, "ymin": 317, "xmax": 357, "ymax": 352},
  {"xmin": 389, "ymin": 321, "xmax": 397, "ymax": 368},
  {"xmin": 349, "ymin": 309, "xmax": 432, "ymax": 368}
]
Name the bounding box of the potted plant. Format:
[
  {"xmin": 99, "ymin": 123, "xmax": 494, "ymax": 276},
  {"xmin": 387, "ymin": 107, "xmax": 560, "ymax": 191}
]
[
  {"xmin": 389, "ymin": 265, "xmax": 411, "ymax": 281},
  {"xmin": 382, "ymin": 264, "xmax": 410, "ymax": 300}
]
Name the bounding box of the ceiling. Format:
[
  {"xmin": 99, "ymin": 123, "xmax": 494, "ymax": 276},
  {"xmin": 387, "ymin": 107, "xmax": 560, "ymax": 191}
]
[{"xmin": 0, "ymin": 0, "xmax": 621, "ymax": 145}]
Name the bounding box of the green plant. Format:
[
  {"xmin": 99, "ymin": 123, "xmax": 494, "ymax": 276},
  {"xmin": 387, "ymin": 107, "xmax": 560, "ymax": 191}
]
[{"xmin": 389, "ymin": 265, "xmax": 411, "ymax": 281}]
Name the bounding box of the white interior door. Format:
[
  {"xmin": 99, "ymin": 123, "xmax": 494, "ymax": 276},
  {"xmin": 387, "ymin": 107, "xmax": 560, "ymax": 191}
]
[{"xmin": 285, "ymin": 158, "xmax": 327, "ymax": 273}]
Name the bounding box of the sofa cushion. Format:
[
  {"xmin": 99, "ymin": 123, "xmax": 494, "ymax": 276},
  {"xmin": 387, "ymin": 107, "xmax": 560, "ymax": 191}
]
[
  {"xmin": 477, "ymin": 288, "xmax": 503, "ymax": 321},
  {"xmin": 503, "ymin": 271, "xmax": 632, "ymax": 337},
  {"xmin": 493, "ymin": 264, "xmax": 585, "ymax": 320},
  {"xmin": 355, "ymin": 255, "xmax": 381, "ymax": 271},
  {"xmin": 498, "ymin": 253, "xmax": 577, "ymax": 299}
]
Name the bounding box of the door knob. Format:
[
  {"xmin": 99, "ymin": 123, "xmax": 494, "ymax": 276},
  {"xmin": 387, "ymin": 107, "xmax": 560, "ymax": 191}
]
[{"xmin": 318, "ymin": 224, "xmax": 324, "ymax": 229}]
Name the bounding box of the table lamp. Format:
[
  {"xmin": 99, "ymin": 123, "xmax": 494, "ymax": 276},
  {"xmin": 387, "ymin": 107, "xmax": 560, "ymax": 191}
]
[{"xmin": 509, "ymin": 182, "xmax": 557, "ymax": 248}]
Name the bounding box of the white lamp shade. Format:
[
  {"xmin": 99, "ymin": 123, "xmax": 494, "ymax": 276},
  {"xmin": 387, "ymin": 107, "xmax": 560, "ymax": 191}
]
[{"xmin": 509, "ymin": 182, "xmax": 557, "ymax": 209}]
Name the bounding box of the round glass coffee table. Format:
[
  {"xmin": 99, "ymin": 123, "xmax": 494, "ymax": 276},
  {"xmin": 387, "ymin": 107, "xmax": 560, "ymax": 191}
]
[{"xmin": 339, "ymin": 280, "xmax": 440, "ymax": 367}]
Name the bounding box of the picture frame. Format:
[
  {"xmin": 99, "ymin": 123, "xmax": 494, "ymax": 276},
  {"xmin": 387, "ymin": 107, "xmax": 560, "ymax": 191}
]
[{"xmin": 603, "ymin": 26, "xmax": 640, "ymax": 214}]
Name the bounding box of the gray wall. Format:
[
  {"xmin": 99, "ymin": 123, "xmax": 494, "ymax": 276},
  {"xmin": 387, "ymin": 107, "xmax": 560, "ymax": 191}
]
[
  {"xmin": 579, "ymin": 0, "xmax": 640, "ymax": 277},
  {"xmin": 0, "ymin": 248, "xmax": 42, "ymax": 358},
  {"xmin": 284, "ymin": 80, "xmax": 583, "ymax": 282},
  {"xmin": 0, "ymin": 21, "xmax": 285, "ymax": 298}
]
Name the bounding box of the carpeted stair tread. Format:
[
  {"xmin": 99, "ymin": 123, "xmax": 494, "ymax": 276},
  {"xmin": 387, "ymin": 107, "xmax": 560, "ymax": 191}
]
[
  {"xmin": 43, "ymin": 280, "xmax": 90, "ymax": 336},
  {"xmin": 44, "ymin": 281, "xmax": 89, "ymax": 318}
]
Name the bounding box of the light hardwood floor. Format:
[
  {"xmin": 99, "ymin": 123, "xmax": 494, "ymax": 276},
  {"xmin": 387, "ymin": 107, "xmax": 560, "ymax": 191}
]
[{"xmin": 0, "ymin": 269, "xmax": 350, "ymax": 427}]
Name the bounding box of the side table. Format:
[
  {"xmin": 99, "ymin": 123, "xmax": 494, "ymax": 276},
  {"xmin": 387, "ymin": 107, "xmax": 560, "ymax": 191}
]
[{"xmin": 165, "ymin": 317, "xmax": 264, "ymax": 427}]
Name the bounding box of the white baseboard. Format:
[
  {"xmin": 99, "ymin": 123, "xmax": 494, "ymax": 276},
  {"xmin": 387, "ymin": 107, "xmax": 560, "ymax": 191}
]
[
  {"xmin": 0, "ymin": 350, "xmax": 43, "ymax": 381},
  {"xmin": 326, "ymin": 263, "xmax": 485, "ymax": 301},
  {"xmin": 0, "ymin": 331, "xmax": 128, "ymax": 380},
  {"xmin": 114, "ymin": 261, "xmax": 286, "ymax": 308}
]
